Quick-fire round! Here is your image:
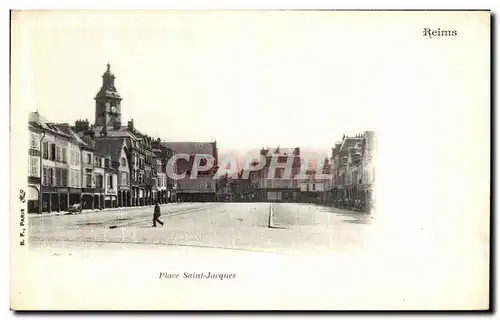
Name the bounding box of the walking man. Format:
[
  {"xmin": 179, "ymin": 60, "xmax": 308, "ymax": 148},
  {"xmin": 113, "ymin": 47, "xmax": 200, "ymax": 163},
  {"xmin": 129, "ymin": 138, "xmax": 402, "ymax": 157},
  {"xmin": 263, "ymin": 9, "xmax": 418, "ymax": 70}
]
[{"xmin": 153, "ymin": 202, "xmax": 164, "ymax": 227}]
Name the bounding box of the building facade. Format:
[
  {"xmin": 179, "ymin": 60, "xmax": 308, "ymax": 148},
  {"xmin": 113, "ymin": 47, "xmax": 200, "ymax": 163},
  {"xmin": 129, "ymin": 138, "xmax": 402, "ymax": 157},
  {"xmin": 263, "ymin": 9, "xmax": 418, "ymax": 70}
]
[
  {"xmin": 93, "ymin": 138, "xmax": 131, "ymax": 207},
  {"xmin": 29, "ymin": 112, "xmax": 74, "ymax": 213},
  {"xmin": 257, "ymin": 147, "xmax": 301, "ymax": 202},
  {"xmin": 27, "ymin": 123, "xmax": 41, "ymax": 213},
  {"xmin": 162, "ymin": 141, "xmax": 218, "ymax": 202},
  {"xmin": 151, "ymin": 138, "xmax": 176, "ymax": 204},
  {"xmin": 329, "ymin": 132, "xmax": 376, "ymax": 212}
]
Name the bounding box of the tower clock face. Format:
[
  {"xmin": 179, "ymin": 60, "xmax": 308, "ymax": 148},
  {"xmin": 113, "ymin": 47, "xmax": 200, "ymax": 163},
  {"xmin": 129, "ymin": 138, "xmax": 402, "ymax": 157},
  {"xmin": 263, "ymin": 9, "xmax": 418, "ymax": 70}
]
[{"xmin": 110, "ymin": 106, "xmax": 117, "ymax": 113}]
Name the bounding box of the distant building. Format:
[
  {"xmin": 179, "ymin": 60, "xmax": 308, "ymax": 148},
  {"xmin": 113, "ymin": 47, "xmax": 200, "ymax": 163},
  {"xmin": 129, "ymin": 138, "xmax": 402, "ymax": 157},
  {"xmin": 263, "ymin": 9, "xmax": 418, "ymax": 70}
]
[
  {"xmin": 257, "ymin": 147, "xmax": 301, "ymax": 202},
  {"xmin": 94, "ymin": 138, "xmax": 131, "ymax": 207},
  {"xmin": 330, "ymin": 132, "xmax": 376, "ymax": 211},
  {"xmin": 361, "ymin": 131, "xmax": 376, "ymax": 212},
  {"xmin": 152, "ymin": 139, "xmax": 177, "ymax": 203},
  {"xmin": 162, "ymin": 141, "xmax": 218, "ymax": 202},
  {"xmin": 300, "ymin": 159, "xmax": 331, "ymax": 203},
  {"xmin": 55, "ymin": 124, "xmax": 84, "ymax": 208},
  {"xmin": 331, "ymin": 135, "xmax": 364, "ymax": 202},
  {"xmin": 216, "ymin": 173, "xmax": 232, "ymax": 201}
]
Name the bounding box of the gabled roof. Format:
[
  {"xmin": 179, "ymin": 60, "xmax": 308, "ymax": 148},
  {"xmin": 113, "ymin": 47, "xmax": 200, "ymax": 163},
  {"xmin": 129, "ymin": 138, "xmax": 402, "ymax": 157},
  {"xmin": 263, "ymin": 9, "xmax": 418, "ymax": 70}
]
[
  {"xmin": 54, "ymin": 124, "xmax": 89, "ymax": 147},
  {"xmin": 94, "ymin": 138, "xmax": 127, "ymax": 163},
  {"xmin": 262, "ymin": 147, "xmax": 300, "ymax": 157},
  {"xmin": 162, "ymin": 141, "xmax": 216, "ymax": 156},
  {"xmin": 339, "ymin": 137, "xmax": 363, "ymax": 155},
  {"xmin": 28, "ymin": 112, "xmax": 71, "ymax": 138},
  {"xmin": 92, "ymin": 126, "xmax": 138, "ymax": 139}
]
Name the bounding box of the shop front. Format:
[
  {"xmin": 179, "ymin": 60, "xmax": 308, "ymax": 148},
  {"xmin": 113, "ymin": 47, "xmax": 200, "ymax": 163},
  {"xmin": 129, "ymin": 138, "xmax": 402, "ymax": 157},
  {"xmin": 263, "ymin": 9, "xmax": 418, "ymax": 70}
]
[
  {"xmin": 93, "ymin": 188, "xmax": 105, "ymax": 209},
  {"xmin": 68, "ymin": 187, "xmax": 81, "ymax": 206},
  {"xmin": 41, "ymin": 186, "xmax": 69, "ymax": 212},
  {"xmin": 27, "ymin": 177, "xmax": 41, "ymax": 213},
  {"xmin": 118, "ymin": 187, "xmax": 130, "ymax": 207}
]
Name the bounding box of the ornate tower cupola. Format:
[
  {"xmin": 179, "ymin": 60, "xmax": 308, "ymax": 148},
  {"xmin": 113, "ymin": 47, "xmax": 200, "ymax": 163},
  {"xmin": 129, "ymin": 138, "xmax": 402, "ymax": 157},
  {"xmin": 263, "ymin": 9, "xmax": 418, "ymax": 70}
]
[{"xmin": 95, "ymin": 63, "xmax": 123, "ymax": 128}]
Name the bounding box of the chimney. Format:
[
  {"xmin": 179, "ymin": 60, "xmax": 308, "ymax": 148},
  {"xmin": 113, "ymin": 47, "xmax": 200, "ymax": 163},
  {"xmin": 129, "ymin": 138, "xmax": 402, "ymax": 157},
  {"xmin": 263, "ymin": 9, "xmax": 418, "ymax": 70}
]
[
  {"xmin": 128, "ymin": 119, "xmax": 134, "ymax": 131},
  {"xmin": 74, "ymin": 119, "xmax": 90, "ymax": 133}
]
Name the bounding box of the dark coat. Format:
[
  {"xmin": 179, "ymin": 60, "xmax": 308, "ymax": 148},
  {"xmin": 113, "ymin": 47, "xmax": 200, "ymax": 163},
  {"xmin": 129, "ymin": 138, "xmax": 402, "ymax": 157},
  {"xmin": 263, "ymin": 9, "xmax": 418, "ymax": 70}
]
[{"xmin": 154, "ymin": 204, "xmax": 161, "ymax": 216}]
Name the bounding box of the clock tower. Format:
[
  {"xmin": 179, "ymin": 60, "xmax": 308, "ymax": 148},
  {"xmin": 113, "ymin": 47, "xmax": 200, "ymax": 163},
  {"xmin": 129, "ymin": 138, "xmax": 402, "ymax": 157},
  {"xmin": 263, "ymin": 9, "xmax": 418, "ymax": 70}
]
[{"xmin": 95, "ymin": 63, "xmax": 122, "ymax": 128}]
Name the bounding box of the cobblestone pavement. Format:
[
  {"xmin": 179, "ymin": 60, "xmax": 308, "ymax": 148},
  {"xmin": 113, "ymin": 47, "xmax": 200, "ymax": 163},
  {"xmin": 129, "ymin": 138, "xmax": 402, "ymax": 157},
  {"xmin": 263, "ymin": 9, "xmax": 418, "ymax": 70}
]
[{"xmin": 29, "ymin": 202, "xmax": 374, "ymax": 254}]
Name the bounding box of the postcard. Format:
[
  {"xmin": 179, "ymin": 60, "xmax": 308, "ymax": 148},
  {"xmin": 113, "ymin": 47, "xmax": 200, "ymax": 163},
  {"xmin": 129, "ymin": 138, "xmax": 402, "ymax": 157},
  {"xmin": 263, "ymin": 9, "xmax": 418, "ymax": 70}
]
[{"xmin": 10, "ymin": 10, "xmax": 490, "ymax": 310}]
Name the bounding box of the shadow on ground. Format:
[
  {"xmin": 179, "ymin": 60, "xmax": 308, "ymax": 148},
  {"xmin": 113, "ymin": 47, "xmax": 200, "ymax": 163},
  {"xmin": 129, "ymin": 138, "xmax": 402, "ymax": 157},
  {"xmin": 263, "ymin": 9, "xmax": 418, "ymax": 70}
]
[{"xmin": 341, "ymin": 218, "xmax": 372, "ymax": 225}]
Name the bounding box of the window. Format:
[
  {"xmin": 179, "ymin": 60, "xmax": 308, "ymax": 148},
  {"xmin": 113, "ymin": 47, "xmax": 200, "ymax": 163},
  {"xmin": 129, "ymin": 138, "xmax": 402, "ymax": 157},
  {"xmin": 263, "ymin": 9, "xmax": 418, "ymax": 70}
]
[
  {"xmin": 105, "ymin": 159, "xmax": 110, "ymax": 168},
  {"xmin": 30, "ymin": 134, "xmax": 38, "ymax": 149},
  {"xmin": 87, "ymin": 154, "xmax": 92, "ymax": 164},
  {"xmin": 108, "ymin": 174, "xmax": 113, "ymax": 189},
  {"xmin": 61, "ymin": 147, "xmax": 67, "ymax": 163},
  {"xmin": 42, "ymin": 167, "xmax": 48, "ymax": 185},
  {"xmin": 95, "ymin": 174, "xmax": 104, "ymax": 188},
  {"xmin": 312, "ymin": 183, "xmax": 316, "ymax": 191},
  {"xmin": 85, "ymin": 169, "xmax": 92, "ymax": 187},
  {"xmin": 277, "ymin": 157, "xmax": 287, "ymax": 163},
  {"xmin": 43, "ymin": 141, "xmax": 49, "ymax": 159},
  {"xmin": 70, "ymin": 150, "xmax": 78, "ymax": 166},
  {"xmin": 75, "ymin": 152, "xmax": 80, "ymax": 166},
  {"xmin": 207, "ymin": 181, "xmax": 212, "ymax": 189},
  {"xmin": 61, "ymin": 169, "xmax": 68, "ymax": 186},
  {"xmin": 121, "ymin": 157, "xmax": 126, "ymax": 167},
  {"xmin": 48, "ymin": 168, "xmax": 53, "ymax": 186},
  {"xmin": 29, "ymin": 157, "xmax": 39, "ymax": 177},
  {"xmin": 55, "ymin": 168, "xmax": 61, "ymax": 186},
  {"xmin": 120, "ymin": 172, "xmax": 128, "ymax": 186},
  {"xmin": 95, "ymin": 157, "xmax": 98, "ymax": 166},
  {"xmin": 50, "ymin": 144, "xmax": 56, "ymax": 161},
  {"xmin": 55, "ymin": 146, "xmax": 60, "ymax": 162}
]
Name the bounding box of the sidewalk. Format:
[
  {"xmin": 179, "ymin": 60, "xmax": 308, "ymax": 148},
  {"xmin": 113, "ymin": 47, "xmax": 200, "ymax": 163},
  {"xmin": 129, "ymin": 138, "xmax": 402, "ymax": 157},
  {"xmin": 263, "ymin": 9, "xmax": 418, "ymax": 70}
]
[
  {"xmin": 28, "ymin": 202, "xmax": 184, "ymax": 218},
  {"xmin": 322, "ymin": 204, "xmax": 375, "ymax": 218}
]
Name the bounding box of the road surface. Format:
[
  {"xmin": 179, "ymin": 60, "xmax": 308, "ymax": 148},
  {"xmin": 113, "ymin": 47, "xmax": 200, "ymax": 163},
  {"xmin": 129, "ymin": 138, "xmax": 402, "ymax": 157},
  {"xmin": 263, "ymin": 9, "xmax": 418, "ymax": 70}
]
[{"xmin": 29, "ymin": 202, "xmax": 373, "ymax": 254}]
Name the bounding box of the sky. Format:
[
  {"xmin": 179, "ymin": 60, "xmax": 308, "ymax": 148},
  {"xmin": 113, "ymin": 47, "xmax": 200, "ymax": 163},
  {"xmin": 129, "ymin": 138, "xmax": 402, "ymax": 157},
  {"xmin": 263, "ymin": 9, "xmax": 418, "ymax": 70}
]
[{"xmin": 12, "ymin": 10, "xmax": 383, "ymax": 157}]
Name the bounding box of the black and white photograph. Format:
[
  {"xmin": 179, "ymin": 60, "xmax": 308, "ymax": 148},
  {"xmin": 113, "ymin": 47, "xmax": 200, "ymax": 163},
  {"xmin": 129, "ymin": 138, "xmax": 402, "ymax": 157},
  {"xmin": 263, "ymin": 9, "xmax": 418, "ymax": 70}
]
[{"xmin": 10, "ymin": 10, "xmax": 490, "ymax": 310}]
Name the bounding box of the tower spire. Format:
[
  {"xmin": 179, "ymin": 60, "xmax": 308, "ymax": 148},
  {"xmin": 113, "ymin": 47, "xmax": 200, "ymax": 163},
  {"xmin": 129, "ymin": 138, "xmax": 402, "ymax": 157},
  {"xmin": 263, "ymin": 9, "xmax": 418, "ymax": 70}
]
[{"xmin": 94, "ymin": 62, "xmax": 122, "ymax": 127}]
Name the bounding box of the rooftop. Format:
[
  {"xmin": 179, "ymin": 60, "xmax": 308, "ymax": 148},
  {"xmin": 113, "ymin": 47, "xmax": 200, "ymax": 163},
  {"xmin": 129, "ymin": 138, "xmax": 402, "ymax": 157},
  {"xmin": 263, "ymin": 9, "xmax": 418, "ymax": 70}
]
[{"xmin": 162, "ymin": 141, "xmax": 216, "ymax": 156}]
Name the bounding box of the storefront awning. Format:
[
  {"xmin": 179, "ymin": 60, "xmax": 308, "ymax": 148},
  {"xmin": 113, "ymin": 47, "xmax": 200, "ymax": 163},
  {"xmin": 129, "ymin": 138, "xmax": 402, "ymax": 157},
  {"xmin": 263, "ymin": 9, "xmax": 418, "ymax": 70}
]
[{"xmin": 27, "ymin": 186, "xmax": 39, "ymax": 201}]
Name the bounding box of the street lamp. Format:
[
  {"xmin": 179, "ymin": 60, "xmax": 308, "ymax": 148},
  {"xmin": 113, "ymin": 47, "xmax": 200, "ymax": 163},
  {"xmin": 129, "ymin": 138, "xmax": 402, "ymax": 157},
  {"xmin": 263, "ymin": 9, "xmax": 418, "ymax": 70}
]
[{"xmin": 38, "ymin": 131, "xmax": 46, "ymax": 214}]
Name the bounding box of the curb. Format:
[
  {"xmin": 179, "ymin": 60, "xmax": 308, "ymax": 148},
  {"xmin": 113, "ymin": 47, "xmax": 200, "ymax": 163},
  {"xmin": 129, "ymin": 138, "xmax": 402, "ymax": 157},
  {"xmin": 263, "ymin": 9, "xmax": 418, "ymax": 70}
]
[{"xmin": 28, "ymin": 203, "xmax": 185, "ymax": 218}]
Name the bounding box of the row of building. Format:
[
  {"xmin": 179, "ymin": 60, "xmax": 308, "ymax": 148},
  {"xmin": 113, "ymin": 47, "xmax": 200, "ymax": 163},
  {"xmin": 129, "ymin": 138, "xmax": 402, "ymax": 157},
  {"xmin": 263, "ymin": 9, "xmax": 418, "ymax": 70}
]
[
  {"xmin": 27, "ymin": 63, "xmax": 375, "ymax": 214},
  {"xmin": 214, "ymin": 134, "xmax": 376, "ymax": 213},
  {"xmin": 27, "ymin": 63, "xmax": 220, "ymax": 213}
]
